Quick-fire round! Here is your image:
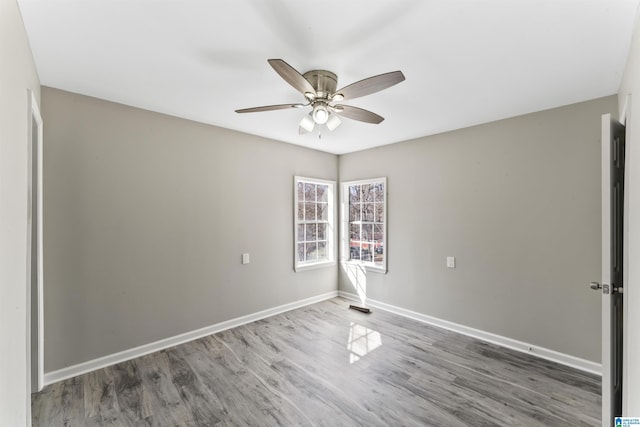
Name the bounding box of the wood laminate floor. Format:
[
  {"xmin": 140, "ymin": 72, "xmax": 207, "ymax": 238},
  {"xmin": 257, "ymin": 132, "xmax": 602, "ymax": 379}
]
[{"xmin": 32, "ymin": 297, "xmax": 601, "ymax": 426}]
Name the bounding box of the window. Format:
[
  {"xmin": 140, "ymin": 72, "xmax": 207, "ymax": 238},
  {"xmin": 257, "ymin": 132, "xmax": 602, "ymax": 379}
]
[
  {"xmin": 341, "ymin": 178, "xmax": 387, "ymax": 273},
  {"xmin": 294, "ymin": 177, "xmax": 336, "ymax": 271}
]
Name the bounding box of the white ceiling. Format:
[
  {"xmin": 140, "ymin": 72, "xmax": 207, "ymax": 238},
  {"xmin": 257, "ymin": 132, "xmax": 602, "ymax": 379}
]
[{"xmin": 18, "ymin": 0, "xmax": 640, "ymax": 154}]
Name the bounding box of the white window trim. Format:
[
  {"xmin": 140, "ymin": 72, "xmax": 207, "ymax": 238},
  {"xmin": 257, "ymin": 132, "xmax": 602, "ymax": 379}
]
[
  {"xmin": 294, "ymin": 176, "xmax": 337, "ymax": 272},
  {"xmin": 340, "ymin": 177, "xmax": 387, "ymax": 274}
]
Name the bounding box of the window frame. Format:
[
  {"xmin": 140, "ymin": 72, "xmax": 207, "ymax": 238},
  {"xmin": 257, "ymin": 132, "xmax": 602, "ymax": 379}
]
[
  {"xmin": 293, "ymin": 176, "xmax": 336, "ymax": 272},
  {"xmin": 340, "ymin": 177, "xmax": 387, "ymax": 274}
]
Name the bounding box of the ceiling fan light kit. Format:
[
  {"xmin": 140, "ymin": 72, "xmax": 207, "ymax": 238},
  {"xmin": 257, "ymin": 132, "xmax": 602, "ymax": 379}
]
[
  {"xmin": 236, "ymin": 59, "xmax": 405, "ymax": 137},
  {"xmin": 312, "ymin": 104, "xmax": 329, "ymax": 124},
  {"xmin": 326, "ymin": 114, "xmax": 342, "ymax": 131},
  {"xmin": 299, "ymin": 114, "xmax": 315, "ymax": 134}
]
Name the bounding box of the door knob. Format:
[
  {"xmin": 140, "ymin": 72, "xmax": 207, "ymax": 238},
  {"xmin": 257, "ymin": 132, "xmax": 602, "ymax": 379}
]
[{"xmin": 590, "ymin": 281, "xmax": 617, "ymax": 294}]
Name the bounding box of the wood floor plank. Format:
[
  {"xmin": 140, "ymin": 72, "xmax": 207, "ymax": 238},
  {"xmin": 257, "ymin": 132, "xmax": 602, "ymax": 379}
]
[
  {"xmin": 135, "ymin": 351, "xmax": 195, "ymax": 426},
  {"xmin": 83, "ymin": 364, "xmax": 122, "ymax": 425},
  {"xmin": 164, "ymin": 346, "xmax": 225, "ymax": 426},
  {"xmin": 181, "ymin": 335, "xmax": 314, "ymax": 426},
  {"xmin": 31, "ymin": 383, "xmax": 56, "ymax": 427},
  {"xmin": 36, "ymin": 382, "xmax": 66, "ymax": 426},
  {"xmin": 111, "ymin": 360, "xmax": 151, "ymax": 424},
  {"xmin": 32, "ymin": 297, "xmax": 601, "ymax": 426},
  {"xmin": 30, "ymin": 383, "xmax": 50, "ymax": 427},
  {"xmin": 241, "ymin": 353, "xmax": 380, "ymax": 425}
]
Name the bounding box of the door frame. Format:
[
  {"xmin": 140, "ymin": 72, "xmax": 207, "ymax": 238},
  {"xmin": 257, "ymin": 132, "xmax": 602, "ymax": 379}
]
[
  {"xmin": 601, "ymin": 113, "xmax": 613, "ymax": 427},
  {"xmin": 620, "ymin": 95, "xmax": 630, "ymax": 416},
  {"xmin": 601, "ymin": 112, "xmax": 626, "ymax": 426},
  {"xmin": 26, "ymin": 89, "xmax": 44, "ymax": 393}
]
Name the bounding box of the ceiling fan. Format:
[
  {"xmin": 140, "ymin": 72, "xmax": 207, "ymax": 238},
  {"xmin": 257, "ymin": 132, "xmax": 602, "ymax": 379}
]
[{"xmin": 235, "ymin": 59, "xmax": 405, "ymax": 135}]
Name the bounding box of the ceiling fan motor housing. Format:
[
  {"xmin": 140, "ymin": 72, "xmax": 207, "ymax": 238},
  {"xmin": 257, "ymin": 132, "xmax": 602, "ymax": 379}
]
[{"xmin": 303, "ymin": 70, "xmax": 338, "ymax": 99}]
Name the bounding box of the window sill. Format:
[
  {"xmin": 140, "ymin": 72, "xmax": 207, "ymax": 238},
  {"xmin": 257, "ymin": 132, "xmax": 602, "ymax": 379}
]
[{"xmin": 294, "ymin": 260, "xmax": 336, "ymax": 273}]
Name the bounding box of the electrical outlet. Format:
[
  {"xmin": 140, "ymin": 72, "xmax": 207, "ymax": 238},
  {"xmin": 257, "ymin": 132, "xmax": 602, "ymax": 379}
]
[
  {"xmin": 447, "ymin": 256, "xmax": 456, "ymax": 269},
  {"xmin": 242, "ymin": 253, "xmax": 250, "ymax": 264}
]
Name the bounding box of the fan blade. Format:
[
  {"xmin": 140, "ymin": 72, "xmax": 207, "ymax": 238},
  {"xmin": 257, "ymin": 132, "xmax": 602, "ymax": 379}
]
[
  {"xmin": 268, "ymin": 59, "xmax": 317, "ymax": 97},
  {"xmin": 235, "ymin": 103, "xmax": 305, "ymax": 113},
  {"xmin": 333, "ymin": 71, "xmax": 405, "ymax": 101},
  {"xmin": 333, "ymin": 105, "xmax": 384, "ymax": 124}
]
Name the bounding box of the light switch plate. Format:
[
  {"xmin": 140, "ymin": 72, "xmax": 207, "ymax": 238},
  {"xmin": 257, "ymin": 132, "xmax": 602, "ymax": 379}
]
[
  {"xmin": 242, "ymin": 253, "xmax": 250, "ymax": 264},
  {"xmin": 447, "ymin": 256, "xmax": 456, "ymax": 269}
]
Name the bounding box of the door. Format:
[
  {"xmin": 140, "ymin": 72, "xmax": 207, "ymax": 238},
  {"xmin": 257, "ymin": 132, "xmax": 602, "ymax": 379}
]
[{"xmin": 594, "ymin": 114, "xmax": 625, "ymax": 426}]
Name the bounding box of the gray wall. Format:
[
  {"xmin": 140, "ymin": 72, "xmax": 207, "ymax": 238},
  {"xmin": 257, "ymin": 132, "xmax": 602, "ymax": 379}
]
[
  {"xmin": 42, "ymin": 87, "xmax": 338, "ymax": 371},
  {"xmin": 339, "ymin": 96, "xmax": 617, "ymax": 363},
  {"xmin": 42, "ymin": 85, "xmax": 614, "ymax": 371},
  {"xmin": 0, "ymin": 0, "xmax": 41, "ymax": 423}
]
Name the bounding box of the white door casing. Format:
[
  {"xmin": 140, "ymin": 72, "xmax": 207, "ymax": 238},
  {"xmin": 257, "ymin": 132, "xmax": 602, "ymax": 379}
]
[{"xmin": 26, "ymin": 89, "xmax": 44, "ymax": 393}]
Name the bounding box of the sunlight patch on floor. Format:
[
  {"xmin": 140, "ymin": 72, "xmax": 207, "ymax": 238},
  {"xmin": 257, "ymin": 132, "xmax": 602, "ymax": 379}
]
[{"xmin": 347, "ymin": 322, "xmax": 382, "ymax": 364}]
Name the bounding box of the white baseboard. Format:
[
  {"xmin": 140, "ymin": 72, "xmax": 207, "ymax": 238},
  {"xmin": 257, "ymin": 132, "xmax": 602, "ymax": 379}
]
[
  {"xmin": 339, "ymin": 291, "xmax": 602, "ymax": 376},
  {"xmin": 45, "ymin": 289, "xmax": 600, "ymax": 385},
  {"xmin": 44, "ymin": 291, "xmax": 339, "ymax": 386}
]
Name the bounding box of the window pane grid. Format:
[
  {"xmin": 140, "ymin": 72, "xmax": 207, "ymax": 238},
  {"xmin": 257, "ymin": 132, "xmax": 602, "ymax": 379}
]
[
  {"xmin": 295, "ymin": 178, "xmax": 334, "ymax": 267},
  {"xmin": 346, "ymin": 180, "xmax": 385, "ymax": 266}
]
